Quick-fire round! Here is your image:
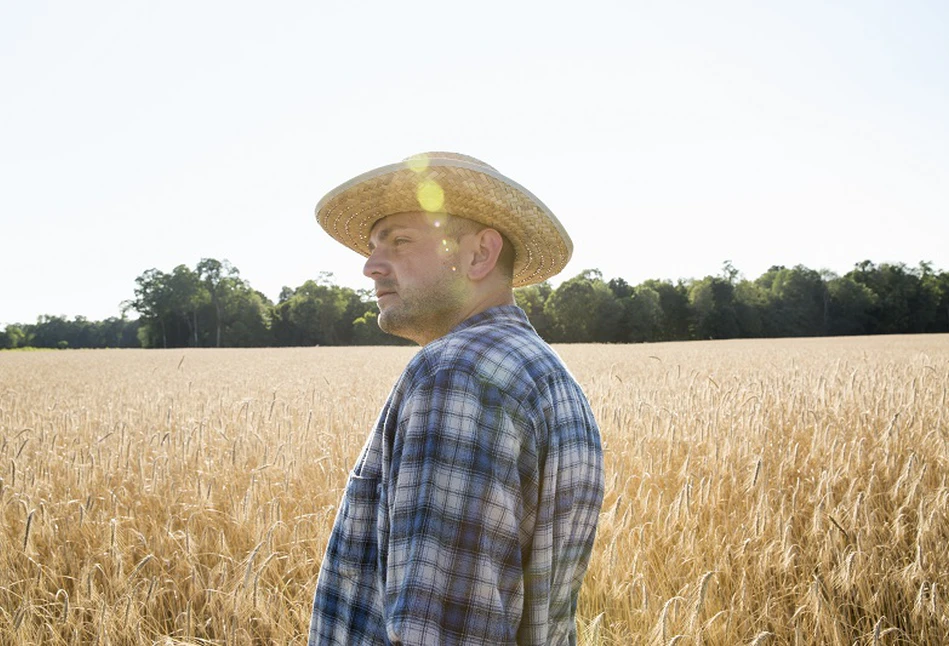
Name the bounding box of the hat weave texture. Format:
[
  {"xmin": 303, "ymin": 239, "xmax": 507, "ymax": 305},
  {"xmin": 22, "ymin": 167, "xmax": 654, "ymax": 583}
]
[{"xmin": 315, "ymin": 152, "xmax": 573, "ymax": 287}]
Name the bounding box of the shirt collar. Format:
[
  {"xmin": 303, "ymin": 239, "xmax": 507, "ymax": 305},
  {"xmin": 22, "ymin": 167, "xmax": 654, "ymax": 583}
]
[{"xmin": 449, "ymin": 304, "xmax": 530, "ymax": 335}]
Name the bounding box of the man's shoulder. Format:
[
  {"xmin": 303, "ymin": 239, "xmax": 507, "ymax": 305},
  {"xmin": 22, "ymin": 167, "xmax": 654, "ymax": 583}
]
[{"xmin": 407, "ymin": 308, "xmax": 568, "ymax": 391}]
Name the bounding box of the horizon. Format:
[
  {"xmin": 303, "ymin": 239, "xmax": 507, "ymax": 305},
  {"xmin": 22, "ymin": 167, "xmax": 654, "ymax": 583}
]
[{"xmin": 2, "ymin": 253, "xmax": 944, "ymax": 327}]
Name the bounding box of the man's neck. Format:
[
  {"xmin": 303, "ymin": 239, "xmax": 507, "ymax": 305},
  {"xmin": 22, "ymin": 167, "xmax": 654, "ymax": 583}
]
[{"xmin": 416, "ymin": 287, "xmax": 515, "ymax": 346}]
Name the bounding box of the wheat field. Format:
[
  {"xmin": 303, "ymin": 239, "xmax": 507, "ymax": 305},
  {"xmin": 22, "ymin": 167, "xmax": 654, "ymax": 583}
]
[{"xmin": 1, "ymin": 335, "xmax": 947, "ymax": 644}]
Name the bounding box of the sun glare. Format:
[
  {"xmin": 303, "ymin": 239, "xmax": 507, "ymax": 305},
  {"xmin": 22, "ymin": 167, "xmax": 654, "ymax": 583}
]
[
  {"xmin": 416, "ymin": 179, "xmax": 445, "ymax": 212},
  {"xmin": 405, "ymin": 155, "xmax": 430, "ymax": 174}
]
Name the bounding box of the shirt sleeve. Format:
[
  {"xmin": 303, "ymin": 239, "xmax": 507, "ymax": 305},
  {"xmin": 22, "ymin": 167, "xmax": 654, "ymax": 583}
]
[{"xmin": 383, "ymin": 367, "xmax": 538, "ymax": 646}]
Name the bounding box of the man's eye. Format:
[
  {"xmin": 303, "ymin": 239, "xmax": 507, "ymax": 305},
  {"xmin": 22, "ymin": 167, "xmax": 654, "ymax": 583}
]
[{"xmin": 394, "ymin": 237, "xmax": 410, "ymax": 245}]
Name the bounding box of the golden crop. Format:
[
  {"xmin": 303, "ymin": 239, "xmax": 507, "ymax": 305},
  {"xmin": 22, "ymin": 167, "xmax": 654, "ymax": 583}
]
[{"xmin": 1, "ymin": 335, "xmax": 947, "ymax": 644}]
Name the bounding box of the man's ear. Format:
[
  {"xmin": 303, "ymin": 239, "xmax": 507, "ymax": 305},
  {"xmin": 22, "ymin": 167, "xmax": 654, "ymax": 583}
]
[{"xmin": 466, "ymin": 228, "xmax": 504, "ymax": 281}]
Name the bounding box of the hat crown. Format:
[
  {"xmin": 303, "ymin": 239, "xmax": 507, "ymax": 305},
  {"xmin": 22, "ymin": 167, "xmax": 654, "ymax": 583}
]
[{"xmin": 403, "ymin": 151, "xmax": 498, "ymax": 172}]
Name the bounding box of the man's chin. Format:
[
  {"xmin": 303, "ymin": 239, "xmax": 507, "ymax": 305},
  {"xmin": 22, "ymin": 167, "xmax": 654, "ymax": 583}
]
[
  {"xmin": 377, "ymin": 310, "xmax": 403, "ymax": 336},
  {"xmin": 377, "ymin": 314, "xmax": 419, "ymax": 344}
]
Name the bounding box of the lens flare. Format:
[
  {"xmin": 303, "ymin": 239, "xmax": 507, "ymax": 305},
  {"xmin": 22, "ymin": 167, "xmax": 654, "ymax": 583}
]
[
  {"xmin": 416, "ymin": 180, "xmax": 445, "ymax": 212},
  {"xmin": 405, "ymin": 154, "xmax": 430, "ymax": 174}
]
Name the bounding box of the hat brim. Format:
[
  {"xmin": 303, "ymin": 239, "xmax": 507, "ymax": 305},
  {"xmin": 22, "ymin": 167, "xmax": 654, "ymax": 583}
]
[{"xmin": 315, "ymin": 157, "xmax": 572, "ymax": 287}]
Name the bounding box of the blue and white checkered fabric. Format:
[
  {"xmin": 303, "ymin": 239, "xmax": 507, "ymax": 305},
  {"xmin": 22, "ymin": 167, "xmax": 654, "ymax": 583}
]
[{"xmin": 309, "ymin": 305, "xmax": 604, "ymax": 645}]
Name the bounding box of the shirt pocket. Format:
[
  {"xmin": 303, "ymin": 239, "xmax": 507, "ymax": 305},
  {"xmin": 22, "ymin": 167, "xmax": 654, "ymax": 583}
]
[{"xmin": 328, "ymin": 473, "xmax": 382, "ymax": 578}]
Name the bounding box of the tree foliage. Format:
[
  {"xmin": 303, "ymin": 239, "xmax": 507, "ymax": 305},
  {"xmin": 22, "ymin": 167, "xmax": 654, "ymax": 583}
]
[
  {"xmin": 3, "ymin": 258, "xmax": 948, "ymax": 349},
  {"xmin": 544, "ymin": 270, "xmax": 623, "ymax": 342},
  {"xmin": 0, "ymin": 317, "xmax": 140, "ymax": 350}
]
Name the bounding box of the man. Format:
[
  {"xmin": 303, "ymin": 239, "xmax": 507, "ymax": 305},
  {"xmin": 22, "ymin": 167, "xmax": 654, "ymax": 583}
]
[{"xmin": 309, "ymin": 152, "xmax": 604, "ymax": 645}]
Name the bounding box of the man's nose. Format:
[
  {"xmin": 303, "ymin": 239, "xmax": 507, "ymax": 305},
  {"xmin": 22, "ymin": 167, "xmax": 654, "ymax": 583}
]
[{"xmin": 363, "ymin": 249, "xmax": 388, "ymax": 278}]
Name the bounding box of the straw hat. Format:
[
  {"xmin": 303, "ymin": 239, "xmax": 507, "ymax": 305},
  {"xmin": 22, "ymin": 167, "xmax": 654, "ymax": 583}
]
[{"xmin": 315, "ymin": 152, "xmax": 573, "ymax": 287}]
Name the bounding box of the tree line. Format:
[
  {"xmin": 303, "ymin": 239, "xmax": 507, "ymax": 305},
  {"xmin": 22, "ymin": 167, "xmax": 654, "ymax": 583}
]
[{"xmin": 2, "ymin": 258, "xmax": 948, "ymax": 350}]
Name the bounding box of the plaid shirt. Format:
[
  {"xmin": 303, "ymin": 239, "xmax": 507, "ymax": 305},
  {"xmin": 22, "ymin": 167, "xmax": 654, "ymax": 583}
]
[{"xmin": 308, "ymin": 305, "xmax": 603, "ymax": 645}]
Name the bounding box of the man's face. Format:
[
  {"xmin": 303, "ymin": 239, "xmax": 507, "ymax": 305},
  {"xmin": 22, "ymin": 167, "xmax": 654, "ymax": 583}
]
[{"xmin": 363, "ymin": 211, "xmax": 470, "ymax": 345}]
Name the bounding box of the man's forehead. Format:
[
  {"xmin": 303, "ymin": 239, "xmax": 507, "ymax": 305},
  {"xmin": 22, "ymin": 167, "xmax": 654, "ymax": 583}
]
[{"xmin": 369, "ymin": 212, "xmax": 451, "ymax": 237}]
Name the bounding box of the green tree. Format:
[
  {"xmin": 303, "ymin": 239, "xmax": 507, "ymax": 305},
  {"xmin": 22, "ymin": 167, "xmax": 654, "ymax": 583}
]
[
  {"xmin": 515, "ymin": 282, "xmax": 553, "ymax": 339},
  {"xmin": 334, "ymin": 287, "xmax": 373, "ymax": 346},
  {"xmin": 21, "ymin": 316, "xmax": 137, "ymax": 349},
  {"xmin": 222, "ymin": 288, "xmax": 273, "ymax": 346},
  {"xmin": 607, "ymin": 277, "xmax": 633, "ymax": 300},
  {"xmin": 351, "ymin": 311, "xmax": 408, "ymax": 345},
  {"xmin": 126, "ymin": 268, "xmax": 175, "ymax": 348},
  {"xmin": 926, "ymin": 269, "xmax": 949, "ymax": 333},
  {"xmin": 847, "ymin": 261, "xmax": 938, "ymax": 334},
  {"xmin": 733, "ymin": 280, "xmax": 769, "ymax": 338},
  {"xmin": 544, "ymin": 270, "xmax": 622, "ymax": 342},
  {"xmin": 624, "ymin": 285, "xmax": 664, "ymax": 343},
  {"xmin": 197, "ymin": 258, "xmax": 240, "ymax": 347},
  {"xmin": 353, "ymin": 312, "xmax": 383, "ymax": 344},
  {"xmin": 271, "ymin": 275, "xmax": 351, "ymax": 346},
  {"xmin": 611, "ymin": 277, "xmax": 693, "ymax": 342},
  {"xmin": 166, "ymin": 264, "xmax": 206, "ymax": 347},
  {"xmin": 30, "ymin": 315, "xmax": 74, "ymax": 348},
  {"xmin": 689, "ymin": 277, "xmax": 739, "ymax": 339},
  {"xmin": 643, "ymin": 279, "xmax": 691, "ymax": 341},
  {"xmin": 755, "ymin": 265, "xmax": 827, "ymax": 337},
  {"xmin": 825, "ymin": 275, "xmax": 877, "ymax": 335},
  {"xmin": 127, "ymin": 259, "xmax": 271, "ymax": 348},
  {"xmin": 919, "ymin": 262, "xmax": 949, "ymax": 333},
  {"xmin": 97, "ymin": 317, "xmax": 141, "ymax": 347},
  {"xmin": 608, "ymin": 278, "xmax": 635, "ymax": 341},
  {"xmin": 0, "ymin": 325, "xmax": 29, "ymax": 349},
  {"xmin": 198, "ymin": 260, "xmax": 272, "ymax": 347}
]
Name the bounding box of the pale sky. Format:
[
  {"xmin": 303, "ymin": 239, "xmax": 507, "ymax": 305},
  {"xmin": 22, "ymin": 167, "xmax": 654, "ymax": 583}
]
[{"xmin": 2, "ymin": 1, "xmax": 948, "ymax": 326}]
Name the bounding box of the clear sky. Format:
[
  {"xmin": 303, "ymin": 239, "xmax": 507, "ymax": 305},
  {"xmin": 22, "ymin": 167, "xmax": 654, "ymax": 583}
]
[{"xmin": 2, "ymin": 1, "xmax": 948, "ymax": 326}]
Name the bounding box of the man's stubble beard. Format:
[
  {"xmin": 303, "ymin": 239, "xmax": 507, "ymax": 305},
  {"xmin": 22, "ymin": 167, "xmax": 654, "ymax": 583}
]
[{"xmin": 377, "ymin": 264, "xmax": 468, "ymax": 344}]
